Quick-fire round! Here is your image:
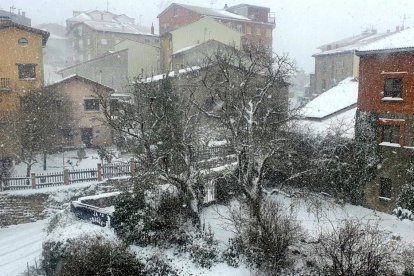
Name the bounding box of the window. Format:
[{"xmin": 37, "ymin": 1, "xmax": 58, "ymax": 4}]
[
  {"xmin": 101, "ymin": 39, "xmax": 108, "ymax": 45},
  {"xmin": 265, "ymin": 29, "xmax": 272, "ymax": 38},
  {"xmin": 379, "ymin": 177, "xmax": 392, "ymax": 198},
  {"xmin": 256, "ymin": 27, "xmax": 261, "ymax": 35},
  {"xmin": 18, "ymin": 37, "xmax": 28, "ymax": 47},
  {"xmin": 87, "ymin": 38, "xmax": 91, "ymax": 45},
  {"xmin": 173, "ymin": 6, "xmax": 178, "ymax": 16},
  {"xmin": 79, "ymin": 39, "xmax": 83, "ymax": 49},
  {"xmin": 84, "ymin": 99, "xmax": 100, "ymax": 111},
  {"xmin": 246, "ymin": 26, "xmax": 252, "ymax": 34},
  {"xmin": 18, "ymin": 64, "xmax": 36, "ymax": 79},
  {"xmin": 322, "ymin": 79, "xmax": 326, "ymax": 91},
  {"xmin": 384, "ymin": 78, "xmax": 402, "ymax": 98},
  {"xmin": 61, "ymin": 128, "xmax": 74, "ymax": 140},
  {"xmin": 382, "ymin": 125, "xmax": 400, "ymax": 144}
]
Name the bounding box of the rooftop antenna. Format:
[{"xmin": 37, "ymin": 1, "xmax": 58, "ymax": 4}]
[
  {"xmin": 9, "ymin": 6, "xmax": 16, "ymax": 14},
  {"xmin": 209, "ymin": 0, "xmax": 216, "ymax": 8}
]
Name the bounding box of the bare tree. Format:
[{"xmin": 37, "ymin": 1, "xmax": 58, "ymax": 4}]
[
  {"xmin": 99, "ymin": 76, "xmax": 205, "ymax": 224},
  {"xmin": 312, "ymin": 219, "xmax": 404, "ymax": 275},
  {"xmin": 187, "ymin": 44, "xmax": 296, "ymax": 221},
  {"xmin": 16, "ymin": 87, "xmax": 72, "ymax": 176}
]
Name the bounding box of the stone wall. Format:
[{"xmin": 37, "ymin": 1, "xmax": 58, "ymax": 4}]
[{"xmin": 0, "ymin": 179, "xmax": 131, "ymax": 227}]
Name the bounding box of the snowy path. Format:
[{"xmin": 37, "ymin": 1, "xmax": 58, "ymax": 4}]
[{"xmin": 0, "ymin": 220, "xmax": 47, "ymax": 276}]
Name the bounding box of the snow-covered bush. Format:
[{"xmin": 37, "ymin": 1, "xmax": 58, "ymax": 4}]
[
  {"xmin": 189, "ymin": 226, "xmax": 219, "ymax": 268},
  {"xmin": 42, "ymin": 234, "xmax": 143, "ymax": 276},
  {"xmin": 143, "ymin": 255, "xmax": 181, "ymax": 275},
  {"xmin": 222, "ymin": 238, "xmax": 241, "ymax": 267},
  {"xmin": 112, "ymin": 181, "xmax": 193, "ymax": 247},
  {"xmin": 312, "ymin": 219, "xmax": 403, "ymax": 275},
  {"xmin": 394, "ymin": 206, "xmax": 414, "ymax": 221},
  {"xmin": 230, "ymin": 199, "xmax": 302, "ymax": 273}
]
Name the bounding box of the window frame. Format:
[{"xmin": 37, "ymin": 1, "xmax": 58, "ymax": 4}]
[
  {"xmin": 17, "ymin": 63, "xmax": 36, "ymax": 80},
  {"xmin": 84, "ymin": 99, "xmax": 100, "ymax": 111},
  {"xmin": 383, "ymin": 78, "xmax": 402, "ymax": 98},
  {"xmin": 378, "ymin": 118, "xmax": 405, "ymax": 147}
]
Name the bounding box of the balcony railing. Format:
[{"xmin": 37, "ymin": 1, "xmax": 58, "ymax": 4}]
[{"xmin": 0, "ymin": 78, "xmax": 11, "ymax": 91}]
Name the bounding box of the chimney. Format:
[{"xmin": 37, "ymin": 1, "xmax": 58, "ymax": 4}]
[
  {"xmin": 401, "ymin": 25, "xmax": 405, "ymax": 31},
  {"xmin": 22, "ymin": 11, "xmax": 25, "ymax": 17},
  {"xmin": 151, "ymin": 23, "xmax": 154, "ymax": 35},
  {"xmin": 396, "ymin": 26, "xmax": 400, "ymax": 32},
  {"xmin": 224, "ymin": 4, "xmax": 228, "ymax": 9}
]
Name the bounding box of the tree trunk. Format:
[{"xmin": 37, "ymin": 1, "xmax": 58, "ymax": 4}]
[{"xmin": 43, "ymin": 151, "xmax": 47, "ymax": 171}]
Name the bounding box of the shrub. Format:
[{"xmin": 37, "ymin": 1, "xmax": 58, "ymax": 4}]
[
  {"xmin": 230, "ymin": 199, "xmax": 302, "ymax": 273},
  {"xmin": 189, "ymin": 226, "xmax": 219, "ymax": 268},
  {"xmin": 42, "ymin": 234, "xmax": 144, "ymax": 276},
  {"xmin": 312, "ymin": 220, "xmax": 403, "ymax": 275}
]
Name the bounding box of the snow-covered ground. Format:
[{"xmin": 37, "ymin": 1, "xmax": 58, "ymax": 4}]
[
  {"xmin": 2, "ymin": 191, "xmax": 414, "ymax": 276},
  {"xmin": 0, "ymin": 220, "xmax": 48, "ymax": 276},
  {"xmin": 11, "ymin": 148, "xmax": 132, "ymax": 176}
]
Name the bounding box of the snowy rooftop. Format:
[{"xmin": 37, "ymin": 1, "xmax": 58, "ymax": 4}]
[
  {"xmin": 142, "ymin": 66, "xmax": 201, "ymax": 83},
  {"xmin": 314, "ymin": 32, "xmax": 396, "ymax": 56},
  {"xmin": 357, "ymin": 27, "xmax": 414, "ymax": 52},
  {"xmin": 302, "ymin": 77, "xmax": 358, "ymax": 119},
  {"xmin": 300, "ymin": 107, "xmax": 356, "ymax": 138},
  {"xmin": 160, "ymin": 3, "xmax": 251, "ymax": 21},
  {"xmin": 81, "ymin": 20, "xmax": 154, "ymax": 36}
]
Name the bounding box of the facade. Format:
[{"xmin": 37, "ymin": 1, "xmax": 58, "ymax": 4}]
[
  {"xmin": 158, "ymin": 3, "xmax": 275, "ymax": 70},
  {"xmin": 66, "ymin": 10, "xmax": 158, "ymax": 64},
  {"xmin": 58, "ymin": 39, "xmax": 160, "ymax": 92},
  {"xmin": 172, "ymin": 39, "xmax": 235, "ymax": 69},
  {"xmin": 311, "ymin": 29, "xmax": 396, "ymax": 97},
  {"xmin": 45, "ymin": 75, "xmax": 113, "ymax": 148},
  {"xmin": 355, "ymin": 28, "xmax": 414, "ymax": 212},
  {"xmin": 0, "ymin": 9, "xmax": 31, "ymax": 26},
  {"xmin": 0, "ymin": 19, "xmax": 49, "ymax": 158}
]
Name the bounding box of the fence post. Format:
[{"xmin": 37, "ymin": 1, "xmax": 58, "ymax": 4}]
[
  {"xmin": 130, "ymin": 158, "xmax": 136, "ymax": 176},
  {"xmin": 63, "ymin": 169, "xmax": 69, "ymax": 185},
  {"xmin": 97, "ymin": 163, "xmax": 103, "ymax": 181},
  {"xmin": 31, "ymin": 173, "xmax": 36, "ymax": 189}
]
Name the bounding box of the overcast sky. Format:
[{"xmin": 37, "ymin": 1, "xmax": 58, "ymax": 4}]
[{"xmin": 2, "ymin": 0, "xmax": 414, "ymax": 72}]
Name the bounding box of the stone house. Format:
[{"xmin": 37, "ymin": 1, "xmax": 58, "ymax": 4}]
[
  {"xmin": 311, "ymin": 29, "xmax": 397, "ymax": 97},
  {"xmin": 355, "ymin": 28, "xmax": 414, "ymax": 212},
  {"xmin": 58, "ymin": 39, "xmax": 160, "ymax": 92},
  {"xmin": 171, "ymin": 39, "xmax": 236, "ymax": 69},
  {"xmin": 45, "ymin": 75, "xmax": 113, "ymax": 148},
  {"xmin": 158, "ymin": 3, "xmax": 275, "ymax": 70},
  {"xmin": 0, "ymin": 19, "xmax": 49, "ymax": 158},
  {"xmin": 66, "ymin": 10, "xmax": 158, "ymax": 64}
]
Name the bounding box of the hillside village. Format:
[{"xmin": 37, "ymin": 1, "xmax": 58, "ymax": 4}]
[{"xmin": 2, "ymin": 2, "xmax": 414, "ymax": 275}]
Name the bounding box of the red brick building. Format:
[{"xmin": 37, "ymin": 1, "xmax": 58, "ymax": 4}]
[
  {"xmin": 157, "ymin": 3, "xmax": 275, "ymax": 71},
  {"xmin": 355, "ymin": 28, "xmax": 414, "ymax": 211}
]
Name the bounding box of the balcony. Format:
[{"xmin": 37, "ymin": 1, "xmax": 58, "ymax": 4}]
[{"xmin": 0, "ymin": 78, "xmax": 11, "ymax": 91}]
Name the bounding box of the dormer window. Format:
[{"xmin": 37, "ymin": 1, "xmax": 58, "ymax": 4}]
[{"xmin": 18, "ymin": 37, "xmax": 28, "ymax": 47}]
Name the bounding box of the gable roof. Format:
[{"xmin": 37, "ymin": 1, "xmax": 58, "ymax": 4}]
[
  {"xmin": 47, "ymin": 74, "xmax": 114, "ymax": 91},
  {"xmin": 57, "ymin": 48, "xmax": 128, "ymax": 73},
  {"xmin": 0, "ymin": 19, "xmax": 49, "ymax": 46},
  {"xmin": 158, "ymin": 3, "xmax": 250, "ymax": 21},
  {"xmin": 302, "ymin": 77, "xmax": 358, "ymax": 120},
  {"xmin": 69, "ymin": 21, "xmax": 154, "ymax": 36},
  {"xmin": 356, "ymin": 28, "xmax": 414, "ymax": 55}
]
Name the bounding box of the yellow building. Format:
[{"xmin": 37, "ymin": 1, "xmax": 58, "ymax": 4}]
[
  {"xmin": 0, "ymin": 19, "xmax": 49, "ymax": 158},
  {"xmin": 161, "ymin": 17, "xmax": 243, "ymax": 71}
]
